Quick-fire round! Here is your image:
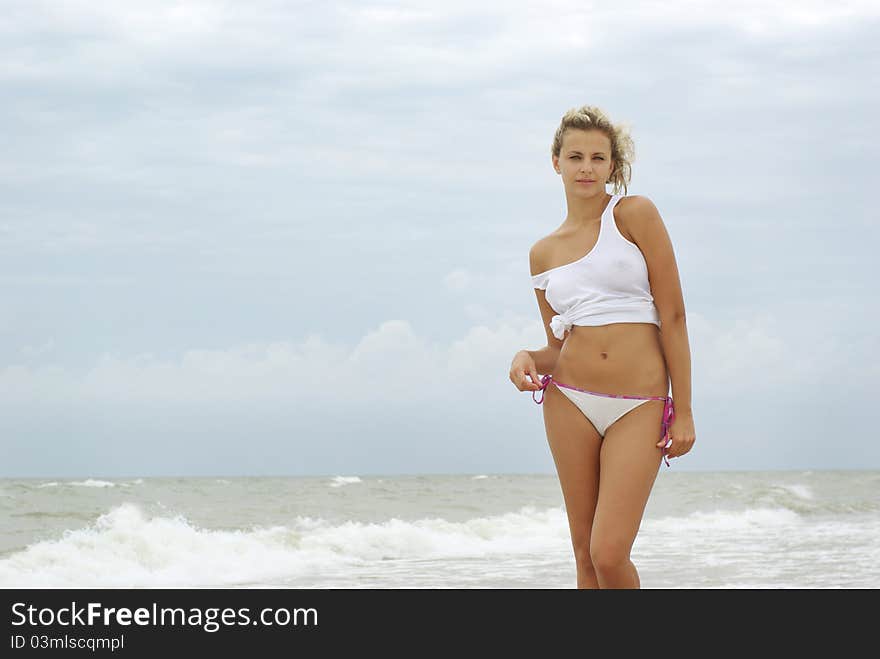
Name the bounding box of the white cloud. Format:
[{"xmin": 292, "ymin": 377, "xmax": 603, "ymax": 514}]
[
  {"xmin": 0, "ymin": 309, "xmax": 856, "ymax": 409},
  {"xmin": 443, "ymin": 268, "xmax": 470, "ymax": 292},
  {"xmin": 20, "ymin": 338, "xmax": 56, "ymax": 358}
]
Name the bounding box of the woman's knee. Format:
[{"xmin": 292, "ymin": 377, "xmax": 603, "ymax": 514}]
[
  {"xmin": 573, "ymin": 543, "xmax": 593, "ymax": 568},
  {"xmin": 589, "ymin": 537, "xmax": 630, "ymax": 572}
]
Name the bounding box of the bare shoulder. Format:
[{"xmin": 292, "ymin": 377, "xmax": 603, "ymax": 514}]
[
  {"xmin": 528, "ymin": 234, "xmax": 556, "ymax": 276},
  {"xmin": 615, "ymin": 194, "xmax": 663, "ymax": 243},
  {"xmin": 617, "ymin": 194, "xmax": 658, "ymax": 216}
]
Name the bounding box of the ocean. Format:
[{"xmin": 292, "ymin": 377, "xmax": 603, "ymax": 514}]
[{"xmin": 1, "ymin": 470, "xmax": 877, "ymax": 588}]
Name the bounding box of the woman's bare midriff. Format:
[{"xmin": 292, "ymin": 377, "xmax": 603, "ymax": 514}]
[{"xmin": 552, "ymin": 322, "xmax": 669, "ymax": 398}]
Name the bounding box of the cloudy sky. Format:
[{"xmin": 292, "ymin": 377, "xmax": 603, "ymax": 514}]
[{"xmin": 2, "ymin": 0, "xmax": 878, "ymax": 478}]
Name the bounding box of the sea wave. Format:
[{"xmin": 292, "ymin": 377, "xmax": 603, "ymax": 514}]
[
  {"xmin": 37, "ymin": 479, "xmax": 117, "ymax": 489},
  {"xmin": 0, "ymin": 503, "xmax": 570, "ymax": 587},
  {"xmin": 329, "ymin": 476, "xmax": 362, "ymax": 488},
  {"xmin": 2, "ymin": 501, "xmax": 876, "ymax": 588}
]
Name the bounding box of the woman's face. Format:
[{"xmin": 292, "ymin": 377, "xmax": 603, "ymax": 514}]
[{"xmin": 554, "ymin": 129, "xmax": 614, "ymax": 193}]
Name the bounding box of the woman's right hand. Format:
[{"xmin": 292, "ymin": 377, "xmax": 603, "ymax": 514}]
[{"xmin": 509, "ymin": 350, "xmax": 542, "ymax": 392}]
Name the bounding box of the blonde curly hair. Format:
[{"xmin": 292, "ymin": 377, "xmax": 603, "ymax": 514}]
[{"xmin": 550, "ymin": 105, "xmax": 635, "ymax": 196}]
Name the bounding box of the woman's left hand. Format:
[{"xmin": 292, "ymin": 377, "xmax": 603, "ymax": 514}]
[{"xmin": 657, "ymin": 410, "xmax": 696, "ymax": 459}]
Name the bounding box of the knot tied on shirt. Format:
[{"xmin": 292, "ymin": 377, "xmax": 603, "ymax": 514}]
[
  {"xmin": 549, "ymin": 311, "xmax": 574, "ymax": 340},
  {"xmin": 529, "ymin": 194, "xmax": 661, "ymax": 337}
]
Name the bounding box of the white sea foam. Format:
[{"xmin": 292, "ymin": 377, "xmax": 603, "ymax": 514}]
[
  {"xmin": 70, "ymin": 479, "xmax": 117, "ymax": 488},
  {"xmin": 329, "ymin": 476, "xmax": 362, "ymax": 488},
  {"xmin": 780, "ymin": 483, "xmax": 813, "ymax": 500},
  {"xmin": 0, "ymin": 503, "xmax": 572, "ymax": 588},
  {"xmin": 2, "ymin": 493, "xmax": 878, "ymax": 588},
  {"xmin": 648, "ymin": 507, "xmax": 802, "ymax": 533},
  {"xmin": 37, "ymin": 479, "xmax": 117, "ymax": 489}
]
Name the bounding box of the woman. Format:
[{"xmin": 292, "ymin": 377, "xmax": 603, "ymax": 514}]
[{"xmin": 509, "ymin": 105, "xmax": 696, "ymax": 589}]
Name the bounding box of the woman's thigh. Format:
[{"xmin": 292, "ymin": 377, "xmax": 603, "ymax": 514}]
[
  {"xmin": 591, "ymin": 399, "xmax": 665, "ymax": 556},
  {"xmin": 542, "ymin": 383, "xmax": 603, "ymax": 552}
]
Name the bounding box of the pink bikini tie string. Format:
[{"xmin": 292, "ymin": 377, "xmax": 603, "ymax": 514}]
[
  {"xmin": 532, "ymin": 374, "xmax": 674, "ymax": 467},
  {"xmin": 531, "ymin": 373, "xmax": 553, "ymax": 405}
]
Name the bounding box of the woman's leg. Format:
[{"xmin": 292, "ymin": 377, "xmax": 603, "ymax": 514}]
[
  {"xmin": 541, "ymin": 383, "xmax": 603, "ymax": 588},
  {"xmin": 590, "ymin": 399, "xmax": 665, "ymax": 589}
]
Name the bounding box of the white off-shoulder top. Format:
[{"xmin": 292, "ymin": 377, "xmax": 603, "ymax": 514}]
[{"xmin": 531, "ymin": 194, "xmax": 661, "ymax": 340}]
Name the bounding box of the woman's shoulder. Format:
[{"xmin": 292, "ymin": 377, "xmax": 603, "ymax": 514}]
[
  {"xmin": 529, "ymin": 232, "xmax": 560, "ymax": 276},
  {"xmin": 616, "ymin": 193, "xmax": 653, "ymax": 212},
  {"xmin": 616, "ymin": 194, "xmax": 659, "ymax": 221},
  {"xmin": 615, "ymin": 194, "xmax": 658, "ymax": 241}
]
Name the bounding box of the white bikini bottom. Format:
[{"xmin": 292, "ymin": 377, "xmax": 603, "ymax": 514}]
[{"xmin": 552, "ymin": 384, "xmax": 653, "ymax": 436}]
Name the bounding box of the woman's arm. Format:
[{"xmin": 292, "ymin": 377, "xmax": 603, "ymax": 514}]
[
  {"xmin": 622, "ymin": 196, "xmax": 693, "ymax": 412},
  {"xmin": 520, "ymin": 345, "xmax": 561, "ymax": 375},
  {"xmin": 658, "ymin": 317, "xmax": 692, "ymax": 413},
  {"xmin": 528, "ymin": 240, "xmax": 566, "ymax": 375}
]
